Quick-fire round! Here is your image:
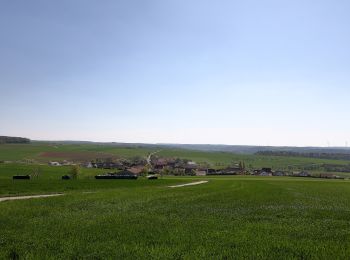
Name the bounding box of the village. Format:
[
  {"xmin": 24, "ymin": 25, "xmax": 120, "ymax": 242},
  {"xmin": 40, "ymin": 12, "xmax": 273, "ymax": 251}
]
[{"xmin": 48, "ymin": 155, "xmax": 344, "ymax": 180}]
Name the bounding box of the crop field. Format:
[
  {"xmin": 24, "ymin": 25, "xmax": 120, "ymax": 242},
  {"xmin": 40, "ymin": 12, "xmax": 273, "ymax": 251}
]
[
  {"xmin": 2, "ymin": 143, "xmax": 350, "ymax": 175},
  {"xmin": 0, "ymin": 143, "xmax": 157, "ymax": 162},
  {"xmin": 0, "ymin": 175, "xmax": 350, "ymax": 259}
]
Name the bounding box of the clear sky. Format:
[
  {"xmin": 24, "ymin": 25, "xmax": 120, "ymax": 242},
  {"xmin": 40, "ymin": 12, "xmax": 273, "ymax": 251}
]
[{"xmin": 1, "ymin": 0, "xmax": 350, "ymax": 146}]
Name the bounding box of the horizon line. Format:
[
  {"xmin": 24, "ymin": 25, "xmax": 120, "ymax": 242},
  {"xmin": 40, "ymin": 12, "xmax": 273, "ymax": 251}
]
[{"xmin": 29, "ymin": 139, "xmax": 350, "ymax": 149}]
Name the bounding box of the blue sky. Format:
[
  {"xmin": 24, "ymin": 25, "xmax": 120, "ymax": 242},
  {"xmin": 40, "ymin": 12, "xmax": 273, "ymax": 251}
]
[{"xmin": 1, "ymin": 0, "xmax": 350, "ymax": 146}]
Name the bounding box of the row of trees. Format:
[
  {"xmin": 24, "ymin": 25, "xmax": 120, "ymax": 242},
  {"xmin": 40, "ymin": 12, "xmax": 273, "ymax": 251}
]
[
  {"xmin": 256, "ymin": 151, "xmax": 350, "ymax": 161},
  {"xmin": 0, "ymin": 136, "xmax": 30, "ymax": 144}
]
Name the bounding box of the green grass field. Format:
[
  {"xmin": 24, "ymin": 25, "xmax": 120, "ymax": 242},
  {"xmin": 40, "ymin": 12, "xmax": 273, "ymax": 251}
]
[
  {"xmin": 1, "ymin": 176, "xmax": 350, "ymax": 259},
  {"xmin": 1, "ymin": 143, "xmax": 350, "ymax": 259}
]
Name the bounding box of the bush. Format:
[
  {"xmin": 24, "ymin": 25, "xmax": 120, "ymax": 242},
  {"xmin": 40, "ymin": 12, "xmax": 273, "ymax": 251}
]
[{"xmin": 69, "ymin": 165, "xmax": 81, "ymax": 180}]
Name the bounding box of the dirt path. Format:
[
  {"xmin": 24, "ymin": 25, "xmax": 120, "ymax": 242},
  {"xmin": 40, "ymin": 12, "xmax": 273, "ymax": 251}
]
[
  {"xmin": 0, "ymin": 193, "xmax": 64, "ymax": 202},
  {"xmin": 168, "ymin": 180, "xmax": 208, "ymax": 188},
  {"xmin": 147, "ymin": 150, "xmax": 161, "ymax": 165}
]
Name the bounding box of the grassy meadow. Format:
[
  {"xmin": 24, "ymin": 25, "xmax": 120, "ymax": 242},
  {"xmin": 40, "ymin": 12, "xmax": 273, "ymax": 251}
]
[
  {"xmin": 1, "ymin": 177, "xmax": 350, "ymax": 259},
  {"xmin": 1, "ymin": 143, "xmax": 350, "ymax": 258}
]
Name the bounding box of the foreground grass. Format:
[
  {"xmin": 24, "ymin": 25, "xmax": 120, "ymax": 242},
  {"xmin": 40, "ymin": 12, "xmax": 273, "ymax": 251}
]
[{"xmin": 0, "ymin": 177, "xmax": 350, "ymax": 259}]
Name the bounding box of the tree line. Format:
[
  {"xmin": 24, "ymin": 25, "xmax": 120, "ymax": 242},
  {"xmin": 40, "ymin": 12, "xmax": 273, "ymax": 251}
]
[
  {"xmin": 0, "ymin": 136, "xmax": 30, "ymax": 144},
  {"xmin": 256, "ymin": 151, "xmax": 350, "ymax": 161}
]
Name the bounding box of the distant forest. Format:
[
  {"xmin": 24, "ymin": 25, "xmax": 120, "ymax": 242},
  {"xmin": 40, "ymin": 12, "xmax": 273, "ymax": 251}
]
[
  {"xmin": 0, "ymin": 136, "xmax": 30, "ymax": 144},
  {"xmin": 256, "ymin": 151, "xmax": 350, "ymax": 161}
]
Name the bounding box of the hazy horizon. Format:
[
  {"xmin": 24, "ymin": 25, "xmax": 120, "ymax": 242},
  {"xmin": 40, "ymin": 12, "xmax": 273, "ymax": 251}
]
[
  {"xmin": 12, "ymin": 137, "xmax": 349, "ymax": 149},
  {"xmin": 1, "ymin": 1, "xmax": 350, "ymax": 147}
]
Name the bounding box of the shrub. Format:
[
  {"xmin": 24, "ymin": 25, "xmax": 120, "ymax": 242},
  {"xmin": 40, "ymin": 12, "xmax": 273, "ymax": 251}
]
[{"xmin": 69, "ymin": 165, "xmax": 81, "ymax": 180}]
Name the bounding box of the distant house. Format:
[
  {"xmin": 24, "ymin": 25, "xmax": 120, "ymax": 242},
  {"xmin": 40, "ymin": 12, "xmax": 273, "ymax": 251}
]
[
  {"xmin": 299, "ymin": 171, "xmax": 311, "ymax": 177},
  {"xmin": 221, "ymin": 167, "xmax": 241, "ymax": 175},
  {"xmin": 253, "ymin": 169, "xmax": 260, "ymax": 175},
  {"xmin": 319, "ymin": 173, "xmax": 337, "ymax": 179},
  {"xmin": 254, "ymin": 168, "xmax": 273, "ymax": 176},
  {"xmin": 273, "ymin": 171, "xmax": 285, "ymax": 176},
  {"xmin": 294, "ymin": 171, "xmax": 311, "ymax": 177},
  {"xmin": 205, "ymin": 167, "xmax": 241, "ymax": 176},
  {"xmin": 184, "ymin": 162, "xmax": 197, "ymax": 174},
  {"xmin": 259, "ymin": 171, "xmax": 272, "ymax": 176},
  {"xmin": 103, "ymin": 162, "xmax": 114, "ymax": 169},
  {"xmin": 165, "ymin": 159, "xmax": 176, "ymax": 168},
  {"xmin": 82, "ymin": 162, "xmax": 93, "ymax": 168},
  {"xmin": 61, "ymin": 160, "xmax": 73, "ymax": 166},
  {"xmin": 49, "ymin": 161, "xmax": 61, "ymax": 166},
  {"xmin": 153, "ymin": 159, "xmax": 168, "ymax": 170},
  {"xmin": 101, "ymin": 162, "xmax": 124, "ymax": 170},
  {"xmin": 127, "ymin": 165, "xmax": 144, "ymax": 175},
  {"xmin": 91, "ymin": 162, "xmax": 97, "ymax": 168},
  {"xmin": 207, "ymin": 168, "xmax": 217, "ymax": 175},
  {"xmin": 195, "ymin": 170, "xmax": 207, "ymax": 176},
  {"xmin": 262, "ymin": 168, "xmax": 272, "ymax": 173}
]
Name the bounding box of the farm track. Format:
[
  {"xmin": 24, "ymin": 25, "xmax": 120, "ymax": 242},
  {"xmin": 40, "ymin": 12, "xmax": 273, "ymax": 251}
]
[
  {"xmin": 147, "ymin": 150, "xmax": 161, "ymax": 165},
  {"xmin": 0, "ymin": 193, "xmax": 64, "ymax": 202},
  {"xmin": 168, "ymin": 180, "xmax": 208, "ymax": 188}
]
